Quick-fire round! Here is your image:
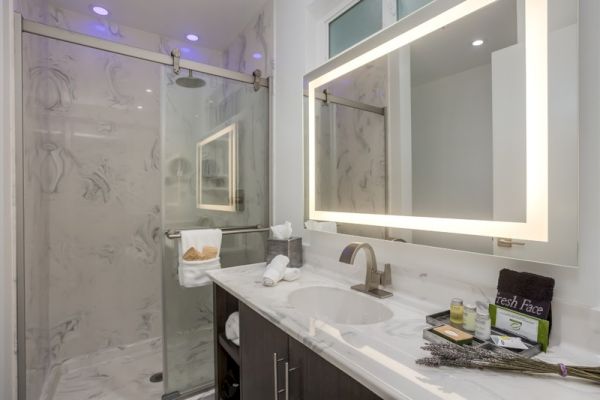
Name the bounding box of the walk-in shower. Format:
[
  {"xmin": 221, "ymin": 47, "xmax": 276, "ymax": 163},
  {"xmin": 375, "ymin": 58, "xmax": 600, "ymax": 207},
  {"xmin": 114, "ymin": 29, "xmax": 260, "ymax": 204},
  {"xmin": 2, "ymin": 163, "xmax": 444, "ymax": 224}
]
[{"xmin": 15, "ymin": 12, "xmax": 270, "ymax": 400}]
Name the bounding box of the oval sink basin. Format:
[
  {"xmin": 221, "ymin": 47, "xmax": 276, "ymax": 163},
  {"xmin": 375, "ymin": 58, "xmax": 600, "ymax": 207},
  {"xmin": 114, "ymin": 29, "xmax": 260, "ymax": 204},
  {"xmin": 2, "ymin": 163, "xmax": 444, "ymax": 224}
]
[{"xmin": 288, "ymin": 286, "xmax": 393, "ymax": 325}]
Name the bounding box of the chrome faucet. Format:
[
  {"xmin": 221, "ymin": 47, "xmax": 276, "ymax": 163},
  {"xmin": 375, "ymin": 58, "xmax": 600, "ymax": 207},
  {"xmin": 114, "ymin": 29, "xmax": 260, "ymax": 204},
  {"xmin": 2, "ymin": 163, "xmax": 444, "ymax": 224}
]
[{"xmin": 339, "ymin": 242, "xmax": 392, "ymax": 299}]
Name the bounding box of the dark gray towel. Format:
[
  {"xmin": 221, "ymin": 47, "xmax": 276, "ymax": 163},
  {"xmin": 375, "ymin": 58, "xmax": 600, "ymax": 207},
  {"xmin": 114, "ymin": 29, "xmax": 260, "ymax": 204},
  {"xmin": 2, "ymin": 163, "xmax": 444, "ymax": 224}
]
[{"xmin": 495, "ymin": 268, "xmax": 554, "ymax": 323}]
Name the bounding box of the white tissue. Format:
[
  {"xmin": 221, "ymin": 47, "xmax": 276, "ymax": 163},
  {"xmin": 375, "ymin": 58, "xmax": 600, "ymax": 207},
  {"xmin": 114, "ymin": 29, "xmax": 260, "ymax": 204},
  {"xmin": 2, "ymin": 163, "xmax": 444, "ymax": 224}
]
[
  {"xmin": 263, "ymin": 255, "xmax": 289, "ymax": 286},
  {"xmin": 283, "ymin": 268, "xmax": 301, "ymax": 281},
  {"xmin": 271, "ymin": 221, "xmax": 293, "ymax": 240},
  {"xmin": 304, "ymin": 220, "xmax": 337, "ymax": 233},
  {"xmin": 225, "ymin": 312, "xmax": 240, "ymax": 346}
]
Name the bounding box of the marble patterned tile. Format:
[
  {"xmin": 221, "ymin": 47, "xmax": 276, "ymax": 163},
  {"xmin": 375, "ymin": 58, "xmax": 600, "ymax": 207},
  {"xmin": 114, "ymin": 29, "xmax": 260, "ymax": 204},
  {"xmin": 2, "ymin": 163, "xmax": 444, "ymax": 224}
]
[
  {"xmin": 223, "ymin": 0, "xmax": 273, "ymax": 76},
  {"xmin": 42, "ymin": 338, "xmax": 165, "ymax": 400}
]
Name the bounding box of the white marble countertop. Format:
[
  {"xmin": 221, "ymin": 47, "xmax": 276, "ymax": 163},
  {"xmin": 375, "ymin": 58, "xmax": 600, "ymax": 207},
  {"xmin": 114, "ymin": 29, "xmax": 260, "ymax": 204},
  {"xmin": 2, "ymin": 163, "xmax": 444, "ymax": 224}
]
[{"xmin": 207, "ymin": 263, "xmax": 600, "ymax": 400}]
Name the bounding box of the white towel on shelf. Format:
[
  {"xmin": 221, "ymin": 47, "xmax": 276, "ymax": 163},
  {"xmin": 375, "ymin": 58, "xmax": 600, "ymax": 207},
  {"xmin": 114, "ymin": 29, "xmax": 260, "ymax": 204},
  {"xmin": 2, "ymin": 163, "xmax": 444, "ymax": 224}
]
[
  {"xmin": 262, "ymin": 255, "xmax": 289, "ymax": 286},
  {"xmin": 178, "ymin": 229, "xmax": 222, "ymax": 288},
  {"xmin": 225, "ymin": 312, "xmax": 240, "ymax": 346}
]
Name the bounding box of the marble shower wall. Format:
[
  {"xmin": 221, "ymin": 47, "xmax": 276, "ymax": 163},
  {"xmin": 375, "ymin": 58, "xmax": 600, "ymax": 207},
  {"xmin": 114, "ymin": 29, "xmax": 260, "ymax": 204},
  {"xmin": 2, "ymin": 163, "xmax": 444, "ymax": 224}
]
[
  {"xmin": 223, "ymin": 0, "xmax": 274, "ymax": 77},
  {"xmin": 22, "ymin": 31, "xmax": 164, "ymax": 398}
]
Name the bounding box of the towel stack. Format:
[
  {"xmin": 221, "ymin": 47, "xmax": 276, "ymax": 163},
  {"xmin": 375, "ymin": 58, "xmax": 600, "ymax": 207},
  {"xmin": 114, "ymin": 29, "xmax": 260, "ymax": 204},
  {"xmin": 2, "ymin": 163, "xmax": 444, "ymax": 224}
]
[
  {"xmin": 225, "ymin": 312, "xmax": 240, "ymax": 345},
  {"xmin": 263, "ymin": 255, "xmax": 300, "ymax": 286}
]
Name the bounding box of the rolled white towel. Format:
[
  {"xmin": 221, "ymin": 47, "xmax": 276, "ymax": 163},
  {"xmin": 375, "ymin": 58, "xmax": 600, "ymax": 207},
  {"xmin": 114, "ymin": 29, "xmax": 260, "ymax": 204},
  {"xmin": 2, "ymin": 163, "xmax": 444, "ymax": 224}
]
[
  {"xmin": 263, "ymin": 255, "xmax": 289, "ymax": 286},
  {"xmin": 225, "ymin": 312, "xmax": 240, "ymax": 346},
  {"xmin": 283, "ymin": 268, "xmax": 301, "ymax": 282}
]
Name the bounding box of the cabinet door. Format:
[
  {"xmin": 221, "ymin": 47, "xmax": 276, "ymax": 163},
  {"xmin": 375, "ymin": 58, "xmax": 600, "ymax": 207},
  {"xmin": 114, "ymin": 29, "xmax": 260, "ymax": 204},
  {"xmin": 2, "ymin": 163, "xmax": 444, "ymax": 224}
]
[
  {"xmin": 288, "ymin": 337, "xmax": 380, "ymax": 400},
  {"xmin": 239, "ymin": 302, "xmax": 289, "ymax": 400}
]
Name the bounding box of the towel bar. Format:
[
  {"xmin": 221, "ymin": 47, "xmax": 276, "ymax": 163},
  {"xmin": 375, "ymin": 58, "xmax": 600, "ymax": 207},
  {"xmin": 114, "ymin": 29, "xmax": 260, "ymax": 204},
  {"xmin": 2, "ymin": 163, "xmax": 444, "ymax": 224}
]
[{"xmin": 165, "ymin": 225, "xmax": 269, "ymax": 239}]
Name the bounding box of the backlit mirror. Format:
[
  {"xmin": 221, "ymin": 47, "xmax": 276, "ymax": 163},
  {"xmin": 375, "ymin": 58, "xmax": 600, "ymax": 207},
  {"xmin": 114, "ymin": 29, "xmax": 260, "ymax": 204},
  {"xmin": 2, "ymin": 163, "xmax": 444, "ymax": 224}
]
[
  {"xmin": 197, "ymin": 123, "xmax": 237, "ymax": 211},
  {"xmin": 304, "ymin": 0, "xmax": 579, "ymax": 266}
]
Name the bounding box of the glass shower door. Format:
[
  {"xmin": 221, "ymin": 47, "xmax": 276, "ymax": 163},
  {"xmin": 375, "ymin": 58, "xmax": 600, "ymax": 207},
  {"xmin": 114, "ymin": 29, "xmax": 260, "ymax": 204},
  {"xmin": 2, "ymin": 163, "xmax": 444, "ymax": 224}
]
[{"xmin": 161, "ymin": 67, "xmax": 269, "ymax": 396}]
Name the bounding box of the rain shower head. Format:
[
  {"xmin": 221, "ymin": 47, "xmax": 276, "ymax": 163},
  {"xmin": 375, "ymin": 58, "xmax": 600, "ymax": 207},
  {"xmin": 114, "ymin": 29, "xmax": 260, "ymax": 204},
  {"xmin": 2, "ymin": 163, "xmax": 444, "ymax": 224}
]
[{"xmin": 175, "ymin": 69, "xmax": 206, "ymax": 88}]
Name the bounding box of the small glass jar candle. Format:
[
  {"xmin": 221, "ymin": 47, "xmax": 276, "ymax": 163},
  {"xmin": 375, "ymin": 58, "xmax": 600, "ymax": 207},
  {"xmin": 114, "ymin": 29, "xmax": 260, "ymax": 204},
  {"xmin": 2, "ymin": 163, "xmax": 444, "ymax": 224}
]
[
  {"xmin": 462, "ymin": 304, "xmax": 477, "ymax": 331},
  {"xmin": 449, "ymin": 298, "xmax": 464, "ymax": 326},
  {"xmin": 475, "ymin": 310, "xmax": 491, "ymax": 341}
]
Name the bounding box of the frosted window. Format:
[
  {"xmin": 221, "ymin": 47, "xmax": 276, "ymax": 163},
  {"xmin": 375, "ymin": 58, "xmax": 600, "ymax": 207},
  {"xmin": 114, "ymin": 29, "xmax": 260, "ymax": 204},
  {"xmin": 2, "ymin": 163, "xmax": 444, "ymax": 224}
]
[
  {"xmin": 329, "ymin": 0, "xmax": 382, "ymax": 58},
  {"xmin": 397, "ymin": 0, "xmax": 434, "ymax": 20}
]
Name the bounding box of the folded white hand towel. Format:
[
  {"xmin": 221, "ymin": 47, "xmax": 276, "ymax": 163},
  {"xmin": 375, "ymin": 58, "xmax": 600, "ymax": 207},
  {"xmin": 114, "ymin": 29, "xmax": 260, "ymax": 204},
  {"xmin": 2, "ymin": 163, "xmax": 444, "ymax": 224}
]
[
  {"xmin": 178, "ymin": 229, "xmax": 222, "ymax": 288},
  {"xmin": 263, "ymin": 255, "xmax": 289, "ymax": 286},
  {"xmin": 225, "ymin": 311, "xmax": 240, "ymax": 346},
  {"xmin": 283, "ymin": 268, "xmax": 301, "ymax": 281}
]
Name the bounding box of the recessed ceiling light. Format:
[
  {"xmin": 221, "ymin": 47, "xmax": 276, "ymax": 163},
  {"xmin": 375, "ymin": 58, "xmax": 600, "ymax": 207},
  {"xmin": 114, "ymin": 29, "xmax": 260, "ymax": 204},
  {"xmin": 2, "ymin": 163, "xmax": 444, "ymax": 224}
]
[
  {"xmin": 137, "ymin": 105, "xmax": 143, "ymax": 110},
  {"xmin": 145, "ymin": 89, "xmax": 152, "ymax": 93},
  {"xmin": 252, "ymin": 52, "xmax": 263, "ymax": 60},
  {"xmin": 91, "ymin": 5, "xmax": 109, "ymax": 16},
  {"xmin": 472, "ymin": 39, "xmax": 484, "ymax": 47},
  {"xmin": 186, "ymin": 34, "xmax": 199, "ymax": 42}
]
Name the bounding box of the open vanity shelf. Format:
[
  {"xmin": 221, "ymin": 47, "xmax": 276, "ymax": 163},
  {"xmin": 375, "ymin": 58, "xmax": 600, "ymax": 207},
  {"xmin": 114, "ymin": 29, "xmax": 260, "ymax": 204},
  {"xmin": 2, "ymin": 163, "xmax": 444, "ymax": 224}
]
[
  {"xmin": 214, "ymin": 285, "xmax": 241, "ymax": 399},
  {"xmin": 217, "ymin": 334, "xmax": 240, "ymax": 365}
]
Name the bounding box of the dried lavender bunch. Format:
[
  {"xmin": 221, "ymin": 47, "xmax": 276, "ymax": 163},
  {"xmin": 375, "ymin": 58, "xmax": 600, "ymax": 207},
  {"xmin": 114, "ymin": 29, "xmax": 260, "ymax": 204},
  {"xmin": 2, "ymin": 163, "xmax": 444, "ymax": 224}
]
[{"xmin": 416, "ymin": 343, "xmax": 600, "ymax": 384}]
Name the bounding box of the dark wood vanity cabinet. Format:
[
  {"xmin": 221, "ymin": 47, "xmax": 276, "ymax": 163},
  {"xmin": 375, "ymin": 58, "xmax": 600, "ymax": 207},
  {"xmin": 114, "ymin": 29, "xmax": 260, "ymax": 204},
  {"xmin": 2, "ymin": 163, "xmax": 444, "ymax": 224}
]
[
  {"xmin": 288, "ymin": 337, "xmax": 380, "ymax": 400},
  {"xmin": 239, "ymin": 302, "xmax": 288, "ymax": 399},
  {"xmin": 214, "ymin": 284, "xmax": 381, "ymax": 400}
]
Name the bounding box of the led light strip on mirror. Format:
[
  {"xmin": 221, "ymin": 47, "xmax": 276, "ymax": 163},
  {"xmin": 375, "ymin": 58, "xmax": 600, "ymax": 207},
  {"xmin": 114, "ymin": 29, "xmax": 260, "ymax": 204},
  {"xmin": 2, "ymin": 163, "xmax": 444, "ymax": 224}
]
[{"xmin": 307, "ymin": 0, "xmax": 548, "ymax": 241}]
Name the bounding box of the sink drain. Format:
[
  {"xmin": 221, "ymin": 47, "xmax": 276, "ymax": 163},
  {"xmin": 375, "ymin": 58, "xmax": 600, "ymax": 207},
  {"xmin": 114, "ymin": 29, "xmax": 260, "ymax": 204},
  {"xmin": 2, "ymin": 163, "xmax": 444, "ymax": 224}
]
[{"xmin": 149, "ymin": 372, "xmax": 163, "ymax": 383}]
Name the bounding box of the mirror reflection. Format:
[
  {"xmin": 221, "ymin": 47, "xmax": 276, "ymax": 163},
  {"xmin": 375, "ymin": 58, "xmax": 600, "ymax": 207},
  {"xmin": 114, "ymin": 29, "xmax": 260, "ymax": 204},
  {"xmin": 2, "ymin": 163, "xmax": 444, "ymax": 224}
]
[
  {"xmin": 306, "ymin": 0, "xmax": 579, "ymax": 266},
  {"xmin": 197, "ymin": 124, "xmax": 237, "ymax": 211}
]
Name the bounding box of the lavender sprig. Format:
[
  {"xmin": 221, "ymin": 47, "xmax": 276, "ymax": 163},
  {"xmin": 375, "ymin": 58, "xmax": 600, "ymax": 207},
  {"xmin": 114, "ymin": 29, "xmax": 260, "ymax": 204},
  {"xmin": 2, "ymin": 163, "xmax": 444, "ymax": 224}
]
[{"xmin": 416, "ymin": 343, "xmax": 600, "ymax": 384}]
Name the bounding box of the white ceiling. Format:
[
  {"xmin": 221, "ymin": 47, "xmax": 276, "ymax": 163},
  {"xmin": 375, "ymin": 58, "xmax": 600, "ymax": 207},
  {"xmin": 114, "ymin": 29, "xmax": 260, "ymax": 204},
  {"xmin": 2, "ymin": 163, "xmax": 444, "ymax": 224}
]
[
  {"xmin": 47, "ymin": 0, "xmax": 270, "ymax": 51},
  {"xmin": 410, "ymin": 0, "xmax": 517, "ymax": 86}
]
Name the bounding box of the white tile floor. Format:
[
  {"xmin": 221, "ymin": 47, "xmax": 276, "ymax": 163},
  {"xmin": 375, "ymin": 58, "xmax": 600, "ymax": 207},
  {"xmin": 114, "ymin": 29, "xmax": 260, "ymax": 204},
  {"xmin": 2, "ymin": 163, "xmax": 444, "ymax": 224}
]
[{"xmin": 41, "ymin": 337, "xmax": 214, "ymax": 400}]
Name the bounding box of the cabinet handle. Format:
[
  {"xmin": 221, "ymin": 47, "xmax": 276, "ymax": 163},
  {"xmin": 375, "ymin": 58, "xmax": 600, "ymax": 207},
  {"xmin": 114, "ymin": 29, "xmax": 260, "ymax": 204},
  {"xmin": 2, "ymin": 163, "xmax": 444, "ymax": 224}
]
[
  {"xmin": 284, "ymin": 361, "xmax": 298, "ymax": 400},
  {"xmin": 273, "ymin": 353, "xmax": 279, "ymax": 399},
  {"xmin": 273, "ymin": 353, "xmax": 285, "ymax": 399}
]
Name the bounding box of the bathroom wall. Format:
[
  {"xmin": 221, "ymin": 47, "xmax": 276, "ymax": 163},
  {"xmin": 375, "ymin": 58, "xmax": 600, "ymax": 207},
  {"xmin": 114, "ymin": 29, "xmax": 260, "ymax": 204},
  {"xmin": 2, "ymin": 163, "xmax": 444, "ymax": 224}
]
[
  {"xmin": 223, "ymin": 0, "xmax": 274, "ymax": 77},
  {"xmin": 273, "ymin": 0, "xmax": 600, "ymax": 351},
  {"xmin": 21, "ymin": 31, "xmax": 164, "ymax": 399},
  {"xmin": 411, "ymin": 63, "xmax": 494, "ymax": 253}
]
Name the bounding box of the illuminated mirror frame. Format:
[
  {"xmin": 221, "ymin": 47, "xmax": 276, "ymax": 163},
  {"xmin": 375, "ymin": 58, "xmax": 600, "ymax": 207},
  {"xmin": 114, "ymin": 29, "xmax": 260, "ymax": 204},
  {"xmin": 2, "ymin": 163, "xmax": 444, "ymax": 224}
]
[
  {"xmin": 196, "ymin": 123, "xmax": 237, "ymax": 212},
  {"xmin": 306, "ymin": 0, "xmax": 548, "ymax": 241}
]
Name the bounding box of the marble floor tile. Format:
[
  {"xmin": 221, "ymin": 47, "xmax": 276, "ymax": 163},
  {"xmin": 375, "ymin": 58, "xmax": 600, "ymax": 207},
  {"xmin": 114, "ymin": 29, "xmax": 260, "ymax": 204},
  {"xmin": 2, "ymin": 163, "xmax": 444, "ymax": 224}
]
[{"xmin": 41, "ymin": 337, "xmax": 212, "ymax": 400}]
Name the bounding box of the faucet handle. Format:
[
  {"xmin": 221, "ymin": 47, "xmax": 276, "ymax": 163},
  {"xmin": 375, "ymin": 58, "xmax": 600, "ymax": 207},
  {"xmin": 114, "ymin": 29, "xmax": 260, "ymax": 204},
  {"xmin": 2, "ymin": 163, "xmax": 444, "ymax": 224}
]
[{"xmin": 381, "ymin": 263, "xmax": 392, "ymax": 286}]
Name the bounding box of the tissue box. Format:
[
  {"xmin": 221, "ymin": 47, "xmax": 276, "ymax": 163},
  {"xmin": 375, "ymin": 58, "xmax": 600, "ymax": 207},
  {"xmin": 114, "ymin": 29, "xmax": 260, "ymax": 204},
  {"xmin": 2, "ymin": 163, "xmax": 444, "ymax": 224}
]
[{"xmin": 267, "ymin": 237, "xmax": 303, "ymax": 268}]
